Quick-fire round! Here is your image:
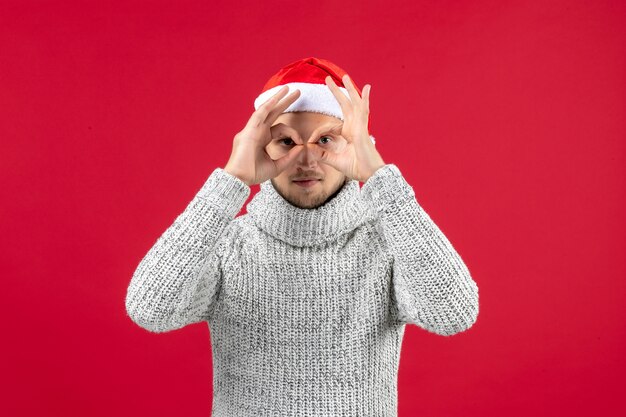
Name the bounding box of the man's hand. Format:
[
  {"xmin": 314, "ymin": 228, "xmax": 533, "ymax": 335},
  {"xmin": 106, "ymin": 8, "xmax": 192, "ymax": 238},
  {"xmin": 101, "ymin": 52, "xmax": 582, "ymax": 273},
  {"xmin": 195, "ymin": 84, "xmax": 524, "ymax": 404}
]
[
  {"xmin": 308, "ymin": 74, "xmax": 386, "ymax": 182},
  {"xmin": 224, "ymin": 85, "xmax": 303, "ymax": 186}
]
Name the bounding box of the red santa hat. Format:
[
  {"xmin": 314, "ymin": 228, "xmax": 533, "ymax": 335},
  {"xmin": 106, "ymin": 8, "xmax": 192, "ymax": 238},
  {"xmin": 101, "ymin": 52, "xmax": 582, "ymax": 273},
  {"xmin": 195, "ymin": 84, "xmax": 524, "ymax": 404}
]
[{"xmin": 253, "ymin": 56, "xmax": 376, "ymax": 145}]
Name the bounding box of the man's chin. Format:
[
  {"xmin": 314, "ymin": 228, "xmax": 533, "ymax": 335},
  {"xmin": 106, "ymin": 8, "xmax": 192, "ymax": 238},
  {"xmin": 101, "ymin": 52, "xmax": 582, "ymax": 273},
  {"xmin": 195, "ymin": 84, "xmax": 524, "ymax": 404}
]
[{"xmin": 288, "ymin": 192, "xmax": 328, "ymax": 210}]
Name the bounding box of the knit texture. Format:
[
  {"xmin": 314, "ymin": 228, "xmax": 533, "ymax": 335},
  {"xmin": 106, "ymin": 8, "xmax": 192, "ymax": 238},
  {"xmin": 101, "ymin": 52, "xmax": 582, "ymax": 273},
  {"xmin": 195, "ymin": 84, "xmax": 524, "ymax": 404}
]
[{"xmin": 125, "ymin": 164, "xmax": 479, "ymax": 416}]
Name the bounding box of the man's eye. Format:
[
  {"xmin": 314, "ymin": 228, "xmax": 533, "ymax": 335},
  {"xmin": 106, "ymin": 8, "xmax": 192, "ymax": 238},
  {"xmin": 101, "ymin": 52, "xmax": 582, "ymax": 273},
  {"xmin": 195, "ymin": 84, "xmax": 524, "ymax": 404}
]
[
  {"xmin": 279, "ymin": 138, "xmax": 295, "ymax": 146},
  {"xmin": 319, "ymin": 136, "xmax": 333, "ymax": 145}
]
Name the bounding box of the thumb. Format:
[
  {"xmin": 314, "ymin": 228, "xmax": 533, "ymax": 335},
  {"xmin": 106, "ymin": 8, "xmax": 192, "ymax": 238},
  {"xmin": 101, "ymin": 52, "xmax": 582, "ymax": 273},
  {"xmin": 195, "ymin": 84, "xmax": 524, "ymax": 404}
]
[
  {"xmin": 273, "ymin": 145, "xmax": 302, "ymax": 174},
  {"xmin": 308, "ymin": 143, "xmax": 342, "ymax": 171}
]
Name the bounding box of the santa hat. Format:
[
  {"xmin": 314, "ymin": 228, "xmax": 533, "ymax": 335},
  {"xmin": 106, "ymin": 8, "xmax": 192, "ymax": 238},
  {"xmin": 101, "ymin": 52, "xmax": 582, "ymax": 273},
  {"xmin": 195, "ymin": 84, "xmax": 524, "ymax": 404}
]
[{"xmin": 253, "ymin": 56, "xmax": 376, "ymax": 145}]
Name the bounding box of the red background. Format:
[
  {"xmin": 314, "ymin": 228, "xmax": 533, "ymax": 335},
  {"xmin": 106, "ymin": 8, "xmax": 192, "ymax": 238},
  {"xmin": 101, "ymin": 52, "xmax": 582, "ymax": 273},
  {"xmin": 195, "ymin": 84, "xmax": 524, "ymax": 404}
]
[{"xmin": 1, "ymin": 0, "xmax": 624, "ymax": 415}]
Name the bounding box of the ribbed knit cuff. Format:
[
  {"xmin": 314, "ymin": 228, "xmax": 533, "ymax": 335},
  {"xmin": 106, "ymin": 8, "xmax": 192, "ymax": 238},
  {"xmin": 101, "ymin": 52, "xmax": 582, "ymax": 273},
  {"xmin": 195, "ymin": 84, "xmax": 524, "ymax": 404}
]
[
  {"xmin": 360, "ymin": 164, "xmax": 416, "ymax": 214},
  {"xmin": 194, "ymin": 167, "xmax": 251, "ymax": 218}
]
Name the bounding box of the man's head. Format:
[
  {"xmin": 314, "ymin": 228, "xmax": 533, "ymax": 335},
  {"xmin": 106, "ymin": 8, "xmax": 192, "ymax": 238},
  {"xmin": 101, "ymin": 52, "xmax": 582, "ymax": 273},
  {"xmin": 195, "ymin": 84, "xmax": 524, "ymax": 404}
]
[
  {"xmin": 254, "ymin": 56, "xmax": 372, "ymax": 209},
  {"xmin": 265, "ymin": 111, "xmax": 348, "ymax": 209}
]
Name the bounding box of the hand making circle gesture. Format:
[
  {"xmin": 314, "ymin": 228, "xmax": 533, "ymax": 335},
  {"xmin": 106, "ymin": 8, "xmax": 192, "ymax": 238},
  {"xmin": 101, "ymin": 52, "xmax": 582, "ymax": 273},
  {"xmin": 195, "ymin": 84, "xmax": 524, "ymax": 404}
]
[
  {"xmin": 308, "ymin": 74, "xmax": 386, "ymax": 182},
  {"xmin": 224, "ymin": 85, "xmax": 303, "ymax": 186}
]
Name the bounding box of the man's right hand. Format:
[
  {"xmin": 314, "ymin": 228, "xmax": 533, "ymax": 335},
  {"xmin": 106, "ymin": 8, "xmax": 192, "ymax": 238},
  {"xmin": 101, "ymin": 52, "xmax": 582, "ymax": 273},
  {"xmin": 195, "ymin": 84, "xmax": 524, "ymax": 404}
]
[{"xmin": 224, "ymin": 85, "xmax": 303, "ymax": 186}]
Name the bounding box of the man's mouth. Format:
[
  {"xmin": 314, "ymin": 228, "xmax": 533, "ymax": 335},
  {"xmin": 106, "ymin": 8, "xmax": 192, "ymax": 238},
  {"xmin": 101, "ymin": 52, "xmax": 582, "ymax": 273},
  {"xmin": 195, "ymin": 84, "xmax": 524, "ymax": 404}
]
[{"xmin": 293, "ymin": 179, "xmax": 321, "ymax": 188}]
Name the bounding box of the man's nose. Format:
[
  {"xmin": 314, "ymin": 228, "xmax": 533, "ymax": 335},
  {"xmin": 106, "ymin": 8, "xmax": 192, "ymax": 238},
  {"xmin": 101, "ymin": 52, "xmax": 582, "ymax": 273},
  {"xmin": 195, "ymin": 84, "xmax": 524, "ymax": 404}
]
[{"xmin": 295, "ymin": 143, "xmax": 320, "ymax": 166}]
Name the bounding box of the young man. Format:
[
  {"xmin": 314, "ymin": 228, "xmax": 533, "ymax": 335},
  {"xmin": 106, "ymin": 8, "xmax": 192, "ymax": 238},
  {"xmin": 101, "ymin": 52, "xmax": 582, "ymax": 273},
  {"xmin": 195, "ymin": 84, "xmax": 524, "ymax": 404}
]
[{"xmin": 125, "ymin": 57, "xmax": 479, "ymax": 416}]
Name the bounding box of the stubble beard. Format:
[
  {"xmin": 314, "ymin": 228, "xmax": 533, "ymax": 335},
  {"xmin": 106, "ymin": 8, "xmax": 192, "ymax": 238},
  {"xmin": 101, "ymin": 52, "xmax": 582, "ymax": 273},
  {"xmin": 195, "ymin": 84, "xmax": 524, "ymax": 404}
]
[{"xmin": 272, "ymin": 176, "xmax": 347, "ymax": 210}]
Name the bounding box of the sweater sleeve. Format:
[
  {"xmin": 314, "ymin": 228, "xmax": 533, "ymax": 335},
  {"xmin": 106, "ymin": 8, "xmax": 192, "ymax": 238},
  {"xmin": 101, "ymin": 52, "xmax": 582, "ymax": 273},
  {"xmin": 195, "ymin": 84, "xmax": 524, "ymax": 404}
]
[
  {"xmin": 360, "ymin": 164, "xmax": 479, "ymax": 336},
  {"xmin": 125, "ymin": 167, "xmax": 250, "ymax": 333}
]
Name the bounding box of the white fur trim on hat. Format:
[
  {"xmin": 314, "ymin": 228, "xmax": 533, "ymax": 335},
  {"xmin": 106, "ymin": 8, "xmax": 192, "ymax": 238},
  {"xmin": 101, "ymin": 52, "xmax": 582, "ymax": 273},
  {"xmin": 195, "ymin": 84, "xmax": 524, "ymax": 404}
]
[
  {"xmin": 254, "ymin": 82, "xmax": 376, "ymax": 145},
  {"xmin": 254, "ymin": 82, "xmax": 349, "ymax": 119}
]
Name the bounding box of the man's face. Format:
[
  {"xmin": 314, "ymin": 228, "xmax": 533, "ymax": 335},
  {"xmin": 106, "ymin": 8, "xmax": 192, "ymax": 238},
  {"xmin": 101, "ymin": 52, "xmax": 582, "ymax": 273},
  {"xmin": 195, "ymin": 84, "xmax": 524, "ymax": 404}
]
[{"xmin": 265, "ymin": 111, "xmax": 348, "ymax": 209}]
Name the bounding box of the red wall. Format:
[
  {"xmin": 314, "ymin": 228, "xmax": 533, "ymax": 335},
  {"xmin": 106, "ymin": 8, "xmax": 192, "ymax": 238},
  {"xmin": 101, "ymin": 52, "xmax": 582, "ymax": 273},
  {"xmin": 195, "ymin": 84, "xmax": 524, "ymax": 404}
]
[{"xmin": 1, "ymin": 0, "xmax": 624, "ymax": 416}]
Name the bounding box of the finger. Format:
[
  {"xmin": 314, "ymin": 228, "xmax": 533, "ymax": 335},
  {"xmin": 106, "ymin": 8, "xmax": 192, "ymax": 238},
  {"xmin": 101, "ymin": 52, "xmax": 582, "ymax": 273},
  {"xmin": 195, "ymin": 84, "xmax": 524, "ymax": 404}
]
[
  {"xmin": 325, "ymin": 75, "xmax": 352, "ymax": 112},
  {"xmin": 360, "ymin": 84, "xmax": 371, "ymax": 118},
  {"xmin": 248, "ymin": 85, "xmax": 289, "ymax": 127},
  {"xmin": 268, "ymin": 123, "xmax": 303, "ymax": 146},
  {"xmin": 363, "ymin": 84, "xmax": 372, "ymax": 111},
  {"xmin": 273, "ymin": 144, "xmax": 303, "ymax": 173},
  {"xmin": 307, "ymin": 143, "xmax": 342, "ymax": 172},
  {"xmin": 265, "ymin": 88, "xmax": 301, "ymax": 125},
  {"xmin": 342, "ymin": 74, "xmax": 362, "ymax": 106}
]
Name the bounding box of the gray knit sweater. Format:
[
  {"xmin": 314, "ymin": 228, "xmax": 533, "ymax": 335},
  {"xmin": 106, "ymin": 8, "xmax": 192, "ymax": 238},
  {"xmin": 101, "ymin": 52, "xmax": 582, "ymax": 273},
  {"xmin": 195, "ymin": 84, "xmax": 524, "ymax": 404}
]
[{"xmin": 125, "ymin": 163, "xmax": 479, "ymax": 416}]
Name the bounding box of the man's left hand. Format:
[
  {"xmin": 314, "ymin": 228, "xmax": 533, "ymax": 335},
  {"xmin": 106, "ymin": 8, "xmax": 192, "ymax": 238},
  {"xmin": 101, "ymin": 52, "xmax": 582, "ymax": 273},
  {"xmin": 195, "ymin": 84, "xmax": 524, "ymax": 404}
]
[{"xmin": 309, "ymin": 74, "xmax": 386, "ymax": 182}]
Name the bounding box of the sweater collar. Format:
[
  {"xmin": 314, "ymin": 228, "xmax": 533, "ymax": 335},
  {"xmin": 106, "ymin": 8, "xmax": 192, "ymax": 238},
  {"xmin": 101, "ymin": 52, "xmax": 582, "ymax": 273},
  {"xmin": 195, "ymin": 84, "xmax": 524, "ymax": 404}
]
[{"xmin": 246, "ymin": 178, "xmax": 375, "ymax": 247}]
